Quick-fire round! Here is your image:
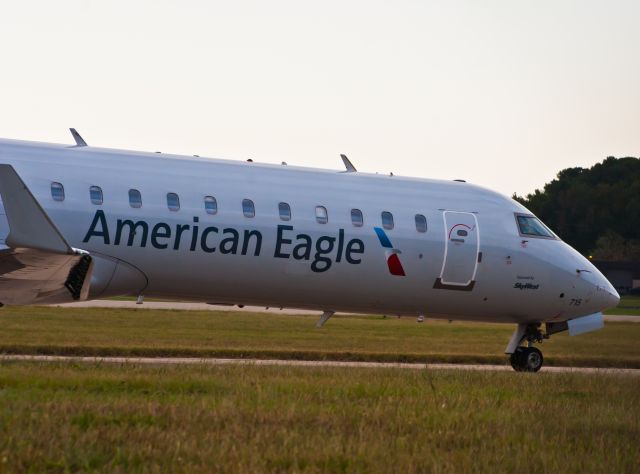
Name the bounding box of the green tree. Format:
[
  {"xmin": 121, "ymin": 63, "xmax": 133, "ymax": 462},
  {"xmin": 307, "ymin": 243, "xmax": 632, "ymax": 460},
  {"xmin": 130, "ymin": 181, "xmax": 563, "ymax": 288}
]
[{"xmin": 590, "ymin": 231, "xmax": 640, "ymax": 261}]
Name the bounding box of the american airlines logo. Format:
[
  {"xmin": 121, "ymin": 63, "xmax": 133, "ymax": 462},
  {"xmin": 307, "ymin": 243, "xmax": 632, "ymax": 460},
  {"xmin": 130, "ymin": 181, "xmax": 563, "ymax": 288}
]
[{"xmin": 374, "ymin": 227, "xmax": 406, "ymax": 276}]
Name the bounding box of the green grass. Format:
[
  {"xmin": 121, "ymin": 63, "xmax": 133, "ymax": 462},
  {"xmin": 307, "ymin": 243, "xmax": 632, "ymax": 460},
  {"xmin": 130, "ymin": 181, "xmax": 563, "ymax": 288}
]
[
  {"xmin": 0, "ymin": 362, "xmax": 637, "ymax": 473},
  {"xmin": 605, "ymin": 295, "xmax": 640, "ymax": 316},
  {"xmin": 1, "ymin": 306, "xmax": 639, "ymax": 367},
  {"xmin": 0, "ymin": 307, "xmax": 638, "ymax": 472}
]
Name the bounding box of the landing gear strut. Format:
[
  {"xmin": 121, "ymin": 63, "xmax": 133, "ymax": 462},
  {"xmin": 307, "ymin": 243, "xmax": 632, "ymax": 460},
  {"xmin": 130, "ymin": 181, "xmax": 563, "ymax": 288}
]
[{"xmin": 505, "ymin": 324, "xmax": 548, "ymax": 372}]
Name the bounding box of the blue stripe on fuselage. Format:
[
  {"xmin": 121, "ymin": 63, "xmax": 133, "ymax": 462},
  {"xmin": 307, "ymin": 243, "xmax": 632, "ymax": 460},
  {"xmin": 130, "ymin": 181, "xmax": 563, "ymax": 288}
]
[{"xmin": 374, "ymin": 227, "xmax": 393, "ymax": 248}]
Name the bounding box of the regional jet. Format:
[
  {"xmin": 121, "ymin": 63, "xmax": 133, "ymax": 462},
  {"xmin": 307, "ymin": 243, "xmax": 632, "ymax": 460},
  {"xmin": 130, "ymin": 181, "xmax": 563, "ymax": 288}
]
[{"xmin": 0, "ymin": 130, "xmax": 620, "ymax": 372}]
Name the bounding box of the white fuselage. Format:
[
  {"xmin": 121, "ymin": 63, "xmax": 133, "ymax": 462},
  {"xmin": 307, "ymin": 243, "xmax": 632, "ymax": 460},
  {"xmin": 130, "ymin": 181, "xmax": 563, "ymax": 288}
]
[{"xmin": 0, "ymin": 138, "xmax": 619, "ymax": 323}]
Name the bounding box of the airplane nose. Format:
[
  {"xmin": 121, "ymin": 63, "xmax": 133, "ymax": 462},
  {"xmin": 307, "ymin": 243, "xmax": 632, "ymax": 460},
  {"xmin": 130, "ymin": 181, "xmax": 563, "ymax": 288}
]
[
  {"xmin": 592, "ymin": 275, "xmax": 620, "ymax": 311},
  {"xmin": 556, "ymin": 241, "xmax": 620, "ymax": 313},
  {"xmin": 605, "ymin": 287, "xmax": 620, "ymax": 308}
]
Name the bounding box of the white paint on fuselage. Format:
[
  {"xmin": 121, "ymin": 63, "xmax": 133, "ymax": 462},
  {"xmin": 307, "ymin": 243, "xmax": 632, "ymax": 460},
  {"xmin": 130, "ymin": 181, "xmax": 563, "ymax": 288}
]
[{"xmin": 0, "ymin": 138, "xmax": 619, "ymax": 323}]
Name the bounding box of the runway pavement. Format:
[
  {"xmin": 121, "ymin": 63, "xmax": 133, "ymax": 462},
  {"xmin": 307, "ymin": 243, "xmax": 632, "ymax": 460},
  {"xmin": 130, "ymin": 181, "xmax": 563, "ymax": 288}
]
[
  {"xmin": 2, "ymin": 354, "xmax": 638, "ymax": 376},
  {"xmin": 54, "ymin": 300, "xmax": 640, "ymax": 322}
]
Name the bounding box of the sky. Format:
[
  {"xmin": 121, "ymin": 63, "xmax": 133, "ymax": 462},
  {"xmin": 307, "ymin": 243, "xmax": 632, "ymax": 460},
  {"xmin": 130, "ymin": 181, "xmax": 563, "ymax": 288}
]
[{"xmin": 1, "ymin": 0, "xmax": 639, "ymax": 197}]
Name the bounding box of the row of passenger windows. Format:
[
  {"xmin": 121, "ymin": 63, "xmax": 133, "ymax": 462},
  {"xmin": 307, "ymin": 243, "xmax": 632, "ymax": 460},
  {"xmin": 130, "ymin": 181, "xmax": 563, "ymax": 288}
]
[{"xmin": 50, "ymin": 182, "xmax": 428, "ymax": 232}]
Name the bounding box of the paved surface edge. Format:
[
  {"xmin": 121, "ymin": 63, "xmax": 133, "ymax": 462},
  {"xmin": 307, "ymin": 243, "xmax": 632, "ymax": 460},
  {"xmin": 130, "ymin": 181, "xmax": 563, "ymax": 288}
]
[{"xmin": 2, "ymin": 355, "xmax": 638, "ymax": 375}]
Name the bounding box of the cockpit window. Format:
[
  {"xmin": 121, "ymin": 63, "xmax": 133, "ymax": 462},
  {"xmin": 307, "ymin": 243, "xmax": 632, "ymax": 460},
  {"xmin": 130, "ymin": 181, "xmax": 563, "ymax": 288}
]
[{"xmin": 516, "ymin": 214, "xmax": 555, "ymax": 238}]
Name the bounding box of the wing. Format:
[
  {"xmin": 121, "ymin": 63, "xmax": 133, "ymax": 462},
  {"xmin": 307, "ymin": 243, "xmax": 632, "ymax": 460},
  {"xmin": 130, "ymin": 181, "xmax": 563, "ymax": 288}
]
[{"xmin": 0, "ymin": 164, "xmax": 93, "ymax": 305}]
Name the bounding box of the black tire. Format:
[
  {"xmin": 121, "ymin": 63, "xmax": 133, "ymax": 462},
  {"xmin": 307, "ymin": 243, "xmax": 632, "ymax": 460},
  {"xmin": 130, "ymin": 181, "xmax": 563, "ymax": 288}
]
[
  {"xmin": 521, "ymin": 347, "xmax": 543, "ymax": 372},
  {"xmin": 510, "ymin": 347, "xmax": 543, "ymax": 372},
  {"xmin": 510, "ymin": 348, "xmax": 525, "ymax": 371}
]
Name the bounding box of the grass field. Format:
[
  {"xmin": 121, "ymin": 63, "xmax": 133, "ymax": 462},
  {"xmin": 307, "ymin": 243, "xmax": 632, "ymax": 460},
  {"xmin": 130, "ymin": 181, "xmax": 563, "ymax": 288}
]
[
  {"xmin": 0, "ymin": 362, "xmax": 637, "ymax": 473},
  {"xmin": 0, "ymin": 307, "xmax": 638, "ymax": 472},
  {"xmin": 605, "ymin": 295, "xmax": 640, "ymax": 316},
  {"xmin": 1, "ymin": 306, "xmax": 639, "ymax": 367}
]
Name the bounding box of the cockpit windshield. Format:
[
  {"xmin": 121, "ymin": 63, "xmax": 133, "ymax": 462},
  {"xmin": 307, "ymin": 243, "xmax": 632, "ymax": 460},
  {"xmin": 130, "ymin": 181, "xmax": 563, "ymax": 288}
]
[{"xmin": 516, "ymin": 214, "xmax": 555, "ymax": 238}]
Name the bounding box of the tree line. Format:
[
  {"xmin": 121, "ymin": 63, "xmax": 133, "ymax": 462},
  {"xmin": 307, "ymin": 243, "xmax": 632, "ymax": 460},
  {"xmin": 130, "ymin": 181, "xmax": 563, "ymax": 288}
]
[{"xmin": 513, "ymin": 156, "xmax": 640, "ymax": 261}]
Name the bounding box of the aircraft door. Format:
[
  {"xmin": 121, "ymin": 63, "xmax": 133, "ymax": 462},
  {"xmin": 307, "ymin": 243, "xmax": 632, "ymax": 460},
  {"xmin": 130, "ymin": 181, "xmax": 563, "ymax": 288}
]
[{"xmin": 435, "ymin": 211, "xmax": 479, "ymax": 290}]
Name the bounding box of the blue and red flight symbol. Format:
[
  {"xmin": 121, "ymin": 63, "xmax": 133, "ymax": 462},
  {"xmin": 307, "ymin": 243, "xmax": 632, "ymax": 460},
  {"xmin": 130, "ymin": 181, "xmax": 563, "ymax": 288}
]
[{"xmin": 374, "ymin": 227, "xmax": 406, "ymax": 276}]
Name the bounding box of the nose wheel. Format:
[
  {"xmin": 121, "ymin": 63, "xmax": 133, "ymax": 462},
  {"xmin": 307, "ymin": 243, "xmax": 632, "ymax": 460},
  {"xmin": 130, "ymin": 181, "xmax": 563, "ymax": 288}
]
[
  {"xmin": 505, "ymin": 323, "xmax": 548, "ymax": 372},
  {"xmin": 510, "ymin": 346, "xmax": 543, "ymax": 372}
]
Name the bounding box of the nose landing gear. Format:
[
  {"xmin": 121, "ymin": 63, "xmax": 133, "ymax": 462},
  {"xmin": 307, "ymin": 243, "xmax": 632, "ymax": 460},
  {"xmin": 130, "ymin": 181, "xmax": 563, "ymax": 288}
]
[{"xmin": 505, "ymin": 324, "xmax": 548, "ymax": 372}]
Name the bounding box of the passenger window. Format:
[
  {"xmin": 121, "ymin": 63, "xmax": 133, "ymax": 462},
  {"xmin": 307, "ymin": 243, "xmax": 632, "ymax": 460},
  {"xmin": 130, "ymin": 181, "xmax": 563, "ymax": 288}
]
[
  {"xmin": 89, "ymin": 186, "xmax": 103, "ymax": 205},
  {"xmin": 167, "ymin": 193, "xmax": 180, "ymax": 211},
  {"xmin": 315, "ymin": 206, "xmax": 328, "ymax": 224},
  {"xmin": 204, "ymin": 196, "xmax": 217, "ymax": 215},
  {"xmin": 51, "ymin": 182, "xmax": 65, "ymax": 202},
  {"xmin": 351, "ymin": 209, "xmax": 363, "ymax": 227},
  {"xmin": 516, "ymin": 214, "xmax": 555, "ymax": 238},
  {"xmin": 381, "ymin": 211, "xmax": 394, "ymax": 230},
  {"xmin": 415, "ymin": 214, "xmax": 427, "ymax": 233},
  {"xmin": 243, "ymin": 199, "xmax": 255, "ymax": 218},
  {"xmin": 279, "ymin": 202, "xmax": 291, "ymax": 221},
  {"xmin": 129, "ymin": 189, "xmax": 142, "ymax": 208}
]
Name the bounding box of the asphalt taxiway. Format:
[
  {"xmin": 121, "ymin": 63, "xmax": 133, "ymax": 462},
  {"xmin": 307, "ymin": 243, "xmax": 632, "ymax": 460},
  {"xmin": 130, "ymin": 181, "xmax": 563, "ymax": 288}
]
[{"xmin": 2, "ymin": 355, "xmax": 638, "ymax": 376}]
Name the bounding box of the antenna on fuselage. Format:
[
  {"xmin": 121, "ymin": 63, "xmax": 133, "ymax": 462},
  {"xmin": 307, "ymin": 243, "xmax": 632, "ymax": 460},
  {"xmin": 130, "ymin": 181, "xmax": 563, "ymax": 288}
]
[
  {"xmin": 69, "ymin": 128, "xmax": 87, "ymax": 147},
  {"xmin": 340, "ymin": 154, "xmax": 357, "ymax": 173},
  {"xmin": 315, "ymin": 310, "xmax": 335, "ymax": 328}
]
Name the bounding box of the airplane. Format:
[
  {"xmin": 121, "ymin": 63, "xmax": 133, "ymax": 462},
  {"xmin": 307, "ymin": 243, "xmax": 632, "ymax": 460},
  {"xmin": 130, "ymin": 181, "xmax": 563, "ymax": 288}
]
[{"xmin": 0, "ymin": 130, "xmax": 620, "ymax": 372}]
